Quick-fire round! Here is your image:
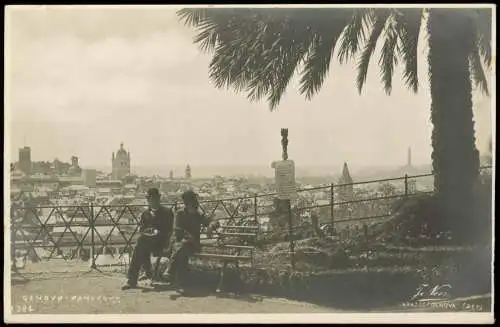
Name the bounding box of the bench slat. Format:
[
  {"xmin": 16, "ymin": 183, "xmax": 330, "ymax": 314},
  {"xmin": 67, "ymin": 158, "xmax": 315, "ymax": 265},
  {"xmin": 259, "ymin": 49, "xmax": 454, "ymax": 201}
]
[
  {"xmin": 203, "ymin": 244, "xmax": 255, "ymax": 250},
  {"xmin": 221, "ymin": 226, "xmax": 259, "ymax": 230},
  {"xmin": 193, "ymin": 254, "xmax": 252, "ymax": 261},
  {"xmin": 222, "ymin": 245, "xmax": 255, "ymax": 250},
  {"xmin": 219, "ymin": 232, "xmax": 257, "ymax": 237}
]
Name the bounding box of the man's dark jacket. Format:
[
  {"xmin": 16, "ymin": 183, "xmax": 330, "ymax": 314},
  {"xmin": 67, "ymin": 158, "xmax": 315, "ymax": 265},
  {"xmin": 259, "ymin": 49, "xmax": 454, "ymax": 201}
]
[{"xmin": 139, "ymin": 205, "xmax": 174, "ymax": 252}]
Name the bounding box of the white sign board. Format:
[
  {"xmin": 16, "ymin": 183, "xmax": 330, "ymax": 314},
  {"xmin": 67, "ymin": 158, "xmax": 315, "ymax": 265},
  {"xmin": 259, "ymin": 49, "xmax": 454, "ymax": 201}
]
[{"xmin": 271, "ymin": 160, "xmax": 297, "ymax": 200}]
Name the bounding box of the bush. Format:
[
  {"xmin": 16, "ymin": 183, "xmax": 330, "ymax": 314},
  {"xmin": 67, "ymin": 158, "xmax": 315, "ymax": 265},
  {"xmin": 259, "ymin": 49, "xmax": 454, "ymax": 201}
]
[
  {"xmin": 187, "ymin": 263, "xmax": 420, "ymax": 308},
  {"xmin": 186, "ymin": 242, "xmax": 491, "ymax": 308}
]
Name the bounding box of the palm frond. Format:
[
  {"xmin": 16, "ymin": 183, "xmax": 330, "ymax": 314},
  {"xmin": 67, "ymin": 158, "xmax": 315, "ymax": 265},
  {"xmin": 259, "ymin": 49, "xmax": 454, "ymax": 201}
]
[
  {"xmin": 300, "ymin": 12, "xmax": 351, "ymax": 100},
  {"xmin": 470, "ymin": 48, "xmax": 490, "ymax": 96},
  {"xmin": 338, "ymin": 9, "xmax": 370, "ymax": 64},
  {"xmin": 395, "ymin": 8, "xmax": 422, "ymax": 93},
  {"xmin": 264, "ymin": 16, "xmax": 314, "ymax": 109},
  {"xmin": 178, "ymin": 8, "xmax": 383, "ymax": 109},
  {"xmin": 356, "ymin": 8, "xmax": 391, "ymax": 94},
  {"xmin": 378, "ymin": 15, "xmax": 399, "ymax": 95},
  {"xmin": 193, "ymin": 20, "xmax": 220, "ymax": 53},
  {"xmin": 177, "ymin": 8, "xmax": 209, "ymax": 27},
  {"xmin": 470, "ymin": 8, "xmax": 492, "ymax": 68}
]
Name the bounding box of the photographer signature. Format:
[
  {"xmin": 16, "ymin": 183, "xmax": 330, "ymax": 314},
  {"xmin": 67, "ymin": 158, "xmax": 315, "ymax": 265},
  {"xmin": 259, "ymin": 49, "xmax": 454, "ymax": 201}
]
[{"xmin": 410, "ymin": 284, "xmax": 452, "ymax": 301}]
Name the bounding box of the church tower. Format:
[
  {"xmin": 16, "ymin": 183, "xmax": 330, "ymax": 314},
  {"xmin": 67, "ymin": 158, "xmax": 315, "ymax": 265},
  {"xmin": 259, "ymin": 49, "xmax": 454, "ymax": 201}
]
[
  {"xmin": 111, "ymin": 142, "xmax": 131, "ymax": 180},
  {"xmin": 338, "ymin": 162, "xmax": 354, "ymax": 202},
  {"xmin": 185, "ymin": 164, "xmax": 191, "ymax": 179}
]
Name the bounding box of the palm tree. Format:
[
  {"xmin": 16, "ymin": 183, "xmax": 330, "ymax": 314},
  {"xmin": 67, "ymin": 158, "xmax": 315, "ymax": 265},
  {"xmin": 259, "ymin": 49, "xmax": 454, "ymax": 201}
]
[{"xmin": 177, "ymin": 7, "xmax": 492, "ymax": 243}]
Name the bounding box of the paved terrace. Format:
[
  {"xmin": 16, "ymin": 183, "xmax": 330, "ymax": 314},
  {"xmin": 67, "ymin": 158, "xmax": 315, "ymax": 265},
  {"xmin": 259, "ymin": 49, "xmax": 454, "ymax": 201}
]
[
  {"xmin": 9, "ymin": 261, "xmax": 491, "ymax": 316},
  {"xmin": 10, "ymin": 261, "xmax": 341, "ymax": 314}
]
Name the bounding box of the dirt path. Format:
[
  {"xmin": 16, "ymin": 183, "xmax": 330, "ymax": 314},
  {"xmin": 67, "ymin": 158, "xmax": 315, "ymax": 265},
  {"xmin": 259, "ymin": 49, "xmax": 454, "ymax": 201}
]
[{"xmin": 10, "ymin": 273, "xmax": 344, "ymax": 314}]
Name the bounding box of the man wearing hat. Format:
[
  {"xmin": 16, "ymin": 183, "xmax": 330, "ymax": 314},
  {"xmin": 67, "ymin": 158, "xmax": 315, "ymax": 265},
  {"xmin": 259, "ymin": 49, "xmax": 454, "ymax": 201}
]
[
  {"xmin": 166, "ymin": 190, "xmax": 215, "ymax": 292},
  {"xmin": 121, "ymin": 188, "xmax": 174, "ymax": 290}
]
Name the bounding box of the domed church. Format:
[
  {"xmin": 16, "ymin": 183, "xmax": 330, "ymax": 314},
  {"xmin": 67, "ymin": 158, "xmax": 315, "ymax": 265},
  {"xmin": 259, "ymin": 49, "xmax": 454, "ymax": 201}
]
[{"xmin": 112, "ymin": 142, "xmax": 131, "ymax": 180}]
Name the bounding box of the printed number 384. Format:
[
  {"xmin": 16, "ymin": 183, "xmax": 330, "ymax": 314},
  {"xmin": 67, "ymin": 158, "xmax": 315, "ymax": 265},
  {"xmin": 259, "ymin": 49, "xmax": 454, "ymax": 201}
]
[{"xmin": 12, "ymin": 305, "xmax": 35, "ymax": 313}]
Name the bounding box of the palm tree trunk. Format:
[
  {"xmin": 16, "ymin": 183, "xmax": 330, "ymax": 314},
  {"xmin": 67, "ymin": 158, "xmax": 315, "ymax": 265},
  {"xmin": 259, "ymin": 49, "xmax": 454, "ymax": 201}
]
[{"xmin": 427, "ymin": 9, "xmax": 480, "ymax": 243}]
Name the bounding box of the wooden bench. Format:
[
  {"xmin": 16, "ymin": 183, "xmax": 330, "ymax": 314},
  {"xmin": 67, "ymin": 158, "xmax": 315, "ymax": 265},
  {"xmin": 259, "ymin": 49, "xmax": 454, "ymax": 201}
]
[{"xmin": 191, "ymin": 224, "xmax": 259, "ymax": 293}]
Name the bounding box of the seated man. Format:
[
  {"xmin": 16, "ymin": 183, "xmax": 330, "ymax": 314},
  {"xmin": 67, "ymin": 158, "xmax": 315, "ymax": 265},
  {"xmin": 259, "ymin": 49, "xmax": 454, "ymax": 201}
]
[
  {"xmin": 121, "ymin": 188, "xmax": 174, "ymax": 290},
  {"xmin": 166, "ymin": 190, "xmax": 215, "ymax": 292}
]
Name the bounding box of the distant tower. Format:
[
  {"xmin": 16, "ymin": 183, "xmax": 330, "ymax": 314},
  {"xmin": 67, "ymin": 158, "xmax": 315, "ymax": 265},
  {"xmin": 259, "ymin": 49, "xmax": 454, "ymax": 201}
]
[
  {"xmin": 185, "ymin": 164, "xmax": 191, "ymax": 179},
  {"xmin": 407, "ymin": 146, "xmax": 412, "ymax": 167},
  {"xmin": 169, "ymin": 170, "xmax": 174, "ymax": 179},
  {"xmin": 112, "ymin": 142, "xmax": 131, "ymax": 180},
  {"xmin": 18, "ymin": 146, "xmax": 32, "ymax": 175},
  {"xmin": 338, "ymin": 162, "xmax": 354, "ymax": 202},
  {"xmin": 69, "ymin": 156, "xmax": 82, "ymax": 176},
  {"xmin": 71, "ymin": 156, "xmax": 79, "ymax": 167}
]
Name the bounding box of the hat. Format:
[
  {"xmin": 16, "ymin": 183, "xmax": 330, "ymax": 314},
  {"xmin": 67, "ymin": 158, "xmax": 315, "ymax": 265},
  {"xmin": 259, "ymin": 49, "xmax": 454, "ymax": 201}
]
[
  {"xmin": 146, "ymin": 188, "xmax": 160, "ymax": 199},
  {"xmin": 181, "ymin": 190, "xmax": 199, "ymax": 205}
]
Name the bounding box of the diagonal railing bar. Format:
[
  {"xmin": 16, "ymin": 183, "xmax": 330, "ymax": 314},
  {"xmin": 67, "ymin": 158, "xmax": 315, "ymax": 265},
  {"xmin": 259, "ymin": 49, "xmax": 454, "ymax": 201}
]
[
  {"xmin": 123, "ymin": 225, "xmax": 141, "ymax": 250},
  {"xmin": 125, "ymin": 205, "xmax": 142, "ymax": 225},
  {"xmin": 90, "ymin": 206, "xmax": 111, "ymax": 261},
  {"xmin": 25, "ymin": 206, "xmax": 55, "ymax": 247},
  {"xmin": 27, "ymin": 206, "xmax": 62, "ymax": 260},
  {"xmin": 11, "ymin": 219, "xmax": 43, "ymax": 262},
  {"xmin": 58, "ymin": 207, "xmax": 86, "ymax": 253},
  {"xmin": 101, "ymin": 206, "xmax": 133, "ymax": 258},
  {"xmin": 230, "ymin": 198, "xmax": 244, "ymax": 218},
  {"xmin": 11, "ymin": 207, "xmax": 36, "ymax": 261},
  {"xmin": 198, "ymin": 201, "xmax": 214, "ymax": 219},
  {"xmin": 220, "ymin": 198, "xmax": 244, "ymax": 220},
  {"xmin": 117, "ymin": 206, "xmax": 144, "ymax": 258},
  {"xmin": 219, "ymin": 200, "xmax": 233, "ymax": 219},
  {"xmin": 208, "ymin": 200, "xmax": 222, "ymax": 220},
  {"xmin": 116, "ymin": 206, "xmax": 144, "ymax": 259},
  {"xmin": 95, "ymin": 206, "xmax": 120, "ymax": 259},
  {"xmin": 74, "ymin": 226, "xmax": 92, "ymax": 258},
  {"xmin": 66, "ymin": 206, "xmax": 92, "ymax": 260},
  {"xmin": 99, "ymin": 205, "xmax": 142, "ymax": 259},
  {"xmin": 47, "ymin": 206, "xmax": 79, "ymax": 260}
]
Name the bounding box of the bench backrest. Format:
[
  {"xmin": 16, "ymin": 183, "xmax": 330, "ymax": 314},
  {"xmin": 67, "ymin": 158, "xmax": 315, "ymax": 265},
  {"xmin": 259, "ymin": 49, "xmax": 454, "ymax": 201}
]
[
  {"xmin": 201, "ymin": 224, "xmax": 259, "ymax": 257},
  {"xmin": 218, "ymin": 225, "xmax": 259, "ymax": 244}
]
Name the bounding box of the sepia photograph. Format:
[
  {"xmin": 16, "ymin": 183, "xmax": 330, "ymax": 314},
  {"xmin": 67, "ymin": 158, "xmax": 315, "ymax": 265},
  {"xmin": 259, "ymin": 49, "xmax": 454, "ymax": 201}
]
[{"xmin": 4, "ymin": 4, "xmax": 495, "ymax": 324}]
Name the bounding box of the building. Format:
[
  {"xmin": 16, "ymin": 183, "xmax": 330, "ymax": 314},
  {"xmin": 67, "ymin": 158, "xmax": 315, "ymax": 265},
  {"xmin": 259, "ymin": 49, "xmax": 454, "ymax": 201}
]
[
  {"xmin": 111, "ymin": 142, "xmax": 131, "ymax": 180},
  {"xmin": 69, "ymin": 156, "xmax": 82, "ymax": 176},
  {"xmin": 96, "ymin": 179, "xmax": 123, "ymax": 189},
  {"xmin": 337, "ymin": 162, "xmax": 354, "ymax": 202},
  {"xmin": 82, "ymin": 169, "xmax": 97, "ymax": 187},
  {"xmin": 169, "ymin": 170, "xmax": 174, "ymax": 179},
  {"xmin": 185, "ymin": 164, "xmax": 191, "ymax": 179},
  {"xmin": 18, "ymin": 146, "xmax": 32, "ymax": 175}
]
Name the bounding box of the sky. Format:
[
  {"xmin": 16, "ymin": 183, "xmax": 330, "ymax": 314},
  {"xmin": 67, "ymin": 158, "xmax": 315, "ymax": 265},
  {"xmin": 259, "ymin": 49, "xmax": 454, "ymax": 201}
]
[{"xmin": 5, "ymin": 5, "xmax": 494, "ymax": 171}]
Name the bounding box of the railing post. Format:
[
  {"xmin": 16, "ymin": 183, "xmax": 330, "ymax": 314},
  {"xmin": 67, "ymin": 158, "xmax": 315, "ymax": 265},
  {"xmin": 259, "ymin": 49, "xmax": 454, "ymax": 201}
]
[
  {"xmin": 286, "ymin": 199, "xmax": 295, "ymax": 270},
  {"xmin": 90, "ymin": 202, "xmax": 96, "ymax": 269},
  {"xmin": 330, "ymin": 183, "xmax": 334, "ymax": 235},
  {"xmin": 404, "ymin": 174, "xmax": 409, "ymax": 198}
]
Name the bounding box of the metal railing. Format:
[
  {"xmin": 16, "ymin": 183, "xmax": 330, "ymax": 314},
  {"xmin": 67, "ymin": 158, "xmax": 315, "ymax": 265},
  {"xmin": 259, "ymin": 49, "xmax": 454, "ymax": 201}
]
[{"xmin": 9, "ymin": 167, "xmax": 492, "ymax": 272}]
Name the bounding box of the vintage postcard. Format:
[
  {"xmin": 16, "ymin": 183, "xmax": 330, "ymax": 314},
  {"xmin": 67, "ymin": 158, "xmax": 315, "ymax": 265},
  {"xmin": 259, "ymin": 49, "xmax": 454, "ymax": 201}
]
[{"xmin": 4, "ymin": 4, "xmax": 495, "ymax": 324}]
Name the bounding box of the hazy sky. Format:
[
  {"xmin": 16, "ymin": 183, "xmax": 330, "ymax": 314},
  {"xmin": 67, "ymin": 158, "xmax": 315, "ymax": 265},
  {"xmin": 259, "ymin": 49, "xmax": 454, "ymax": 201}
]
[{"xmin": 5, "ymin": 5, "xmax": 493, "ymax": 170}]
